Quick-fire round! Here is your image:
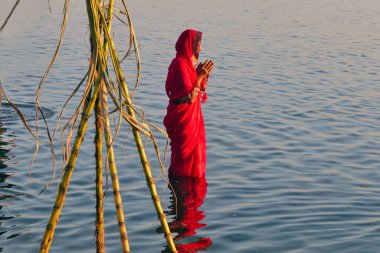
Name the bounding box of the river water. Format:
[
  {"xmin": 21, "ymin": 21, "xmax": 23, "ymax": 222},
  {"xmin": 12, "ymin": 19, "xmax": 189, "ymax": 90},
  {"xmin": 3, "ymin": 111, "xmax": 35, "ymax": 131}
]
[{"xmin": 1, "ymin": 0, "xmax": 380, "ymax": 252}]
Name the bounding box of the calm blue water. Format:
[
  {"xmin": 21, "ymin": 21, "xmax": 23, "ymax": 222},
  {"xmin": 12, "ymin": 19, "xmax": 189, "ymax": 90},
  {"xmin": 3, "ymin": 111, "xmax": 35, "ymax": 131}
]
[{"xmin": 1, "ymin": 0, "xmax": 380, "ymax": 252}]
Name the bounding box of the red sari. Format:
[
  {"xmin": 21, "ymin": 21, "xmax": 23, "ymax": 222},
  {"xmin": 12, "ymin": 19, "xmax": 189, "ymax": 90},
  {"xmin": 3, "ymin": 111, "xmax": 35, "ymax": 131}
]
[{"xmin": 163, "ymin": 29, "xmax": 207, "ymax": 178}]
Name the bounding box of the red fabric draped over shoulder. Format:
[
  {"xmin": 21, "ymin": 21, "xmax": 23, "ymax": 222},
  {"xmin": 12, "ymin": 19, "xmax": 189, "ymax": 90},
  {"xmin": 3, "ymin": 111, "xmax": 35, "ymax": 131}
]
[{"xmin": 163, "ymin": 29, "xmax": 206, "ymax": 177}]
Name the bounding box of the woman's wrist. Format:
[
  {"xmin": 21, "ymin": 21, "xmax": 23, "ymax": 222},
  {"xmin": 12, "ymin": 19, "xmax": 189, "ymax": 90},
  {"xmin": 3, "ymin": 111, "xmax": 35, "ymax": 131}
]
[
  {"xmin": 201, "ymin": 76, "xmax": 208, "ymax": 91},
  {"xmin": 196, "ymin": 77, "xmax": 203, "ymax": 88}
]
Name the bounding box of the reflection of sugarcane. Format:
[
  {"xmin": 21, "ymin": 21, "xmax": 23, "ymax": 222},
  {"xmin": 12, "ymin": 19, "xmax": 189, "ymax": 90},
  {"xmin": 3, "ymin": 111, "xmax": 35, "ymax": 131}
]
[{"xmin": 36, "ymin": 0, "xmax": 177, "ymax": 252}]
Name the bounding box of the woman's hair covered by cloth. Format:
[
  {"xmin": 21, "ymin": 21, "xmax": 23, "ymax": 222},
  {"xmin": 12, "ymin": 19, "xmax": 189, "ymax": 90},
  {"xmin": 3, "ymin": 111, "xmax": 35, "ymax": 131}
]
[
  {"xmin": 166, "ymin": 29, "xmax": 203, "ymax": 101},
  {"xmin": 175, "ymin": 29, "xmax": 202, "ymax": 61}
]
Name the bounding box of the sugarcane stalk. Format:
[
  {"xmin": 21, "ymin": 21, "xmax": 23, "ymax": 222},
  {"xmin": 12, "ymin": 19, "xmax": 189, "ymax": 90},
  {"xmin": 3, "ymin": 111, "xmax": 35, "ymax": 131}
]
[
  {"xmin": 94, "ymin": 96, "xmax": 105, "ymax": 253},
  {"xmin": 92, "ymin": 1, "xmax": 130, "ymax": 250},
  {"xmin": 97, "ymin": 6, "xmax": 177, "ymax": 252},
  {"xmin": 39, "ymin": 80, "xmax": 102, "ymax": 253},
  {"xmin": 104, "ymin": 0, "xmax": 115, "ymax": 44},
  {"xmin": 133, "ymin": 131, "xmax": 177, "ymax": 253},
  {"xmin": 122, "ymin": 66, "xmax": 177, "ymax": 251},
  {"xmin": 127, "ymin": 82, "xmax": 177, "ymax": 253},
  {"xmin": 100, "ymin": 82, "xmax": 130, "ymax": 253},
  {"xmin": 91, "ymin": 2, "xmax": 105, "ymax": 250}
]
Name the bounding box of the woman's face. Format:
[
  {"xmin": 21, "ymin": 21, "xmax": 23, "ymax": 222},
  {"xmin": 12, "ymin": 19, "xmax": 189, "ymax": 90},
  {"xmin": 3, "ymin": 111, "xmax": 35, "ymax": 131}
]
[{"xmin": 192, "ymin": 42, "xmax": 202, "ymax": 67}]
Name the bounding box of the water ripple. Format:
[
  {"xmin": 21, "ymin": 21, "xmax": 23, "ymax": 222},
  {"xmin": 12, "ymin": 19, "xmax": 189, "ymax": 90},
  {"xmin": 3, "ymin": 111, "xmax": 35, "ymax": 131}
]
[{"xmin": 1, "ymin": 0, "xmax": 380, "ymax": 252}]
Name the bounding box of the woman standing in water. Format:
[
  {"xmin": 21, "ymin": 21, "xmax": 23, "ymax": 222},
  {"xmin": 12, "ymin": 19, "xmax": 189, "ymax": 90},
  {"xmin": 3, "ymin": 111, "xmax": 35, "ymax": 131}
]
[{"xmin": 163, "ymin": 29, "xmax": 214, "ymax": 178}]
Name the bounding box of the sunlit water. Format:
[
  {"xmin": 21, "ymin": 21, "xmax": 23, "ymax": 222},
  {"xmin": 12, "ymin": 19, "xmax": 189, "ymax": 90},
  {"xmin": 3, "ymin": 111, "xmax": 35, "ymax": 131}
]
[{"xmin": 1, "ymin": 0, "xmax": 380, "ymax": 252}]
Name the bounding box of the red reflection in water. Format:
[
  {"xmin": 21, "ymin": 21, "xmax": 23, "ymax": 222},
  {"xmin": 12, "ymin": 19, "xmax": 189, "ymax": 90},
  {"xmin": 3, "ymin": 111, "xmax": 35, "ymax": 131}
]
[{"xmin": 166, "ymin": 176, "xmax": 212, "ymax": 253}]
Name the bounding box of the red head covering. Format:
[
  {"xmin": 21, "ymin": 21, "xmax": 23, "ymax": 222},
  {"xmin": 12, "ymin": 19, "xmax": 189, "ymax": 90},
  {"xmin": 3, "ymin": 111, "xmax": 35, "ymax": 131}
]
[
  {"xmin": 175, "ymin": 29, "xmax": 202, "ymax": 63},
  {"xmin": 165, "ymin": 29, "xmax": 203, "ymax": 101},
  {"xmin": 175, "ymin": 30, "xmax": 208, "ymax": 103}
]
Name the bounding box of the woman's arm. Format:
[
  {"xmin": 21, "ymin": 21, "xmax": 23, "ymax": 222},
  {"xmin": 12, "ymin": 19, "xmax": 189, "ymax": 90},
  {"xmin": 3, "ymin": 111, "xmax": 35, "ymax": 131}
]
[
  {"xmin": 171, "ymin": 59, "xmax": 214, "ymax": 105},
  {"xmin": 187, "ymin": 60, "xmax": 214, "ymax": 104}
]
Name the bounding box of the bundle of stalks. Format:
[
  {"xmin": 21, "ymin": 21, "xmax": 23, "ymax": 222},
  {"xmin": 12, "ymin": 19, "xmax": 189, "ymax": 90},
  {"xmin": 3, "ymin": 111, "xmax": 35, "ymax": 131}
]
[{"xmin": 2, "ymin": 1, "xmax": 177, "ymax": 252}]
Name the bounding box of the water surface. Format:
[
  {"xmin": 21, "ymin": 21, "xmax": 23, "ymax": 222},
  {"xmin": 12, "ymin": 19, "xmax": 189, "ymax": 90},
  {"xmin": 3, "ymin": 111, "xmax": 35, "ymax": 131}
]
[{"xmin": 1, "ymin": 0, "xmax": 380, "ymax": 252}]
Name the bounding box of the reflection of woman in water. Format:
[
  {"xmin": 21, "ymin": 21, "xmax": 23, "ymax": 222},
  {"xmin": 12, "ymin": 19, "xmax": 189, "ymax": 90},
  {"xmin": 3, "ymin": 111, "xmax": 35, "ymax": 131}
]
[
  {"xmin": 163, "ymin": 29, "xmax": 214, "ymax": 178},
  {"xmin": 162, "ymin": 176, "xmax": 212, "ymax": 252}
]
